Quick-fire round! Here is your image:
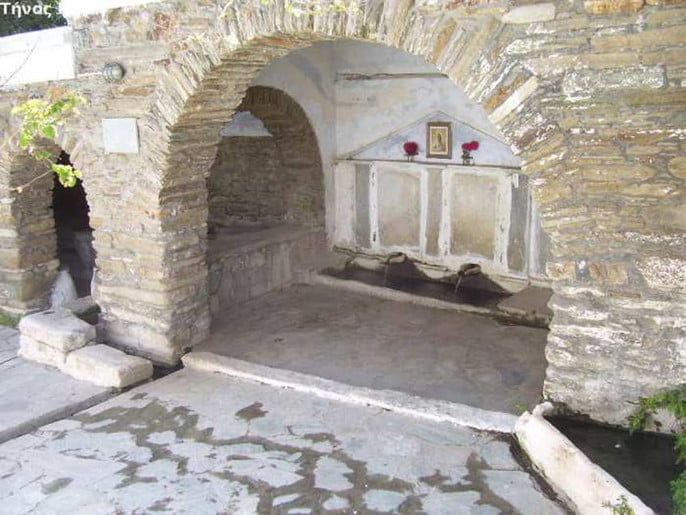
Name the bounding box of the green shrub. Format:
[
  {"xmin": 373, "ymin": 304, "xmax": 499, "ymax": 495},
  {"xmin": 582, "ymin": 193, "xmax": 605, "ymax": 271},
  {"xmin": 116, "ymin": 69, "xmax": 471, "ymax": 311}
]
[{"xmin": 628, "ymin": 386, "xmax": 686, "ymax": 514}]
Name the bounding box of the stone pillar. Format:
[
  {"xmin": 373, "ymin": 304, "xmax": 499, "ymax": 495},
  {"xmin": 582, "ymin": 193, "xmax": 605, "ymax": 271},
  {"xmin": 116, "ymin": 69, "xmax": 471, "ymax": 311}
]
[{"xmin": 0, "ymin": 153, "xmax": 58, "ymax": 315}]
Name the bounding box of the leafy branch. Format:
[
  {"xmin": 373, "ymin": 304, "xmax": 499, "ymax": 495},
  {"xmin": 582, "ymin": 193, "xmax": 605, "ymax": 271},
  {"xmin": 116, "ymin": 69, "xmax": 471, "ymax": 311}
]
[
  {"xmin": 628, "ymin": 386, "xmax": 686, "ymax": 514},
  {"xmin": 5, "ymin": 92, "xmax": 84, "ymax": 191}
]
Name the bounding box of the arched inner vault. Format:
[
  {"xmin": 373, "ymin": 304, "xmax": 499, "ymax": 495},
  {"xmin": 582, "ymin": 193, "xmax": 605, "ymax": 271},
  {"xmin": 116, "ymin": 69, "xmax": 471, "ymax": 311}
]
[
  {"xmin": 2, "ymin": 0, "xmax": 682, "ymax": 427},
  {"xmin": 205, "ymin": 85, "xmax": 327, "ymax": 315}
]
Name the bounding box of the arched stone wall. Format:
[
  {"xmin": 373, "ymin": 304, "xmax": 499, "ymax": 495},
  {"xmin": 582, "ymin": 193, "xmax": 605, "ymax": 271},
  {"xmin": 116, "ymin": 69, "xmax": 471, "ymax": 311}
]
[
  {"xmin": 0, "ymin": 139, "xmax": 98, "ymax": 314},
  {"xmin": 137, "ymin": 0, "xmax": 684, "ymax": 424},
  {"xmin": 0, "ymin": 0, "xmax": 682, "ymax": 425},
  {"xmin": 208, "ymin": 86, "xmax": 325, "ymax": 228}
]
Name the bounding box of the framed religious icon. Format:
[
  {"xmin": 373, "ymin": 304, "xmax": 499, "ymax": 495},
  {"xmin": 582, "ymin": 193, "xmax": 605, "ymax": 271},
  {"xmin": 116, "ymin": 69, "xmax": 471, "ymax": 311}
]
[{"xmin": 426, "ymin": 121, "xmax": 452, "ymax": 159}]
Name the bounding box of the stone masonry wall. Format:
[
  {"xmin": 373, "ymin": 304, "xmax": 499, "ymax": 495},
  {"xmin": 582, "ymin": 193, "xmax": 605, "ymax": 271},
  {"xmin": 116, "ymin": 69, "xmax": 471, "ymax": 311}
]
[
  {"xmin": 209, "ymin": 136, "xmax": 284, "ymax": 226},
  {"xmin": 207, "ymin": 227, "xmax": 327, "ymax": 314},
  {"xmin": 0, "ymin": 0, "xmax": 683, "ymax": 425},
  {"xmin": 208, "ymin": 86, "xmax": 325, "ymax": 228},
  {"xmin": 0, "ymin": 152, "xmax": 58, "ymax": 314}
]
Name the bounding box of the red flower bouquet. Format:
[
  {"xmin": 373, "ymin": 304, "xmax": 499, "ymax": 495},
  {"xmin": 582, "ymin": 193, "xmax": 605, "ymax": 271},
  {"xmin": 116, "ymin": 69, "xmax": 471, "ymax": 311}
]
[{"xmin": 461, "ymin": 140, "xmax": 479, "ymax": 165}]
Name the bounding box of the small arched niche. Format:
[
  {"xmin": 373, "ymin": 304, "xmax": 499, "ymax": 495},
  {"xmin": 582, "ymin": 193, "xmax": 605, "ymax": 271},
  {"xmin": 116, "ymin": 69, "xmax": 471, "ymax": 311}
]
[
  {"xmin": 51, "ymin": 151, "xmax": 95, "ymax": 298},
  {"xmin": 205, "ymin": 86, "xmax": 327, "ymax": 315}
]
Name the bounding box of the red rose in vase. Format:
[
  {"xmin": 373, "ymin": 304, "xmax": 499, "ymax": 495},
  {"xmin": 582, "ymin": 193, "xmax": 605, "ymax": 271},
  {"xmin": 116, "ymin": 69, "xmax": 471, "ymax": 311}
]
[
  {"xmin": 461, "ymin": 140, "xmax": 479, "ymax": 165},
  {"xmin": 403, "ymin": 141, "xmax": 419, "ymax": 156}
]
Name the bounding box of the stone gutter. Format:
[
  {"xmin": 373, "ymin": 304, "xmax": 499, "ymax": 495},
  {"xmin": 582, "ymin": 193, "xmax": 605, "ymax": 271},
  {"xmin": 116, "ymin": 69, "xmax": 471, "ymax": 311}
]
[
  {"xmin": 514, "ymin": 403, "xmax": 655, "ymax": 515},
  {"xmin": 311, "ymin": 273, "xmax": 550, "ymax": 328}
]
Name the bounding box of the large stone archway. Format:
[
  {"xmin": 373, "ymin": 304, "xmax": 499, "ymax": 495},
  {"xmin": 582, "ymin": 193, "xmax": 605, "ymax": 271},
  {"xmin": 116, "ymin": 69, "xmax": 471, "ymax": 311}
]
[{"xmin": 1, "ymin": 0, "xmax": 683, "ymax": 425}]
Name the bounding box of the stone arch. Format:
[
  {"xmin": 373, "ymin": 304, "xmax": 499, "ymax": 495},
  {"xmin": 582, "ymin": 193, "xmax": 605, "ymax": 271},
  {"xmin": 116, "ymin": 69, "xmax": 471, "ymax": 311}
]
[
  {"xmin": 135, "ymin": 0, "xmax": 562, "ymax": 363},
  {"xmin": 0, "ymin": 140, "xmax": 95, "ymax": 315},
  {"xmin": 93, "ymin": 0, "xmax": 685, "ymax": 426}
]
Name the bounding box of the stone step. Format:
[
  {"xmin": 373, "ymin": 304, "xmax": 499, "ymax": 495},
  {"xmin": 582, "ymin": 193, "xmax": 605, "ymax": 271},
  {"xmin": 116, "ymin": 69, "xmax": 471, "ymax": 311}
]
[
  {"xmin": 18, "ymin": 334, "xmax": 68, "ymax": 369},
  {"xmin": 64, "ymin": 344, "xmax": 153, "ymax": 388},
  {"xmin": 18, "ymin": 309, "xmax": 95, "ymax": 352}
]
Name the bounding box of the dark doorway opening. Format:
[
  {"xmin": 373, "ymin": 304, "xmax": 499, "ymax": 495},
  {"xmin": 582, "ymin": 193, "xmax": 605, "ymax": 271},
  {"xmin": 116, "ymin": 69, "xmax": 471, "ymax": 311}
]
[{"xmin": 52, "ymin": 152, "xmax": 95, "ymax": 297}]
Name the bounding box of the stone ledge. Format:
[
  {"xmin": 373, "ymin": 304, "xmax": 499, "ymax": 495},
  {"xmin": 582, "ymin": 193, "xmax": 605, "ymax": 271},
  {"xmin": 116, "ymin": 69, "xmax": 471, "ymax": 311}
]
[
  {"xmin": 183, "ymin": 351, "xmax": 518, "ymax": 433},
  {"xmin": 64, "ymin": 344, "xmax": 153, "ymax": 388},
  {"xmin": 514, "ymin": 403, "xmax": 654, "ymax": 514}
]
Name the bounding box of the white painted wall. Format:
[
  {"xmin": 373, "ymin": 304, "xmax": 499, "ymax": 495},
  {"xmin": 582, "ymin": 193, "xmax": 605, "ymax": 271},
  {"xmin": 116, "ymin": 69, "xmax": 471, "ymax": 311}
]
[
  {"xmin": 0, "ymin": 27, "xmax": 75, "ymax": 87},
  {"xmin": 332, "ymin": 41, "xmax": 514, "ymax": 158},
  {"xmin": 250, "ymin": 40, "xmax": 524, "ymax": 249},
  {"xmin": 334, "ymin": 161, "xmax": 523, "ymax": 278}
]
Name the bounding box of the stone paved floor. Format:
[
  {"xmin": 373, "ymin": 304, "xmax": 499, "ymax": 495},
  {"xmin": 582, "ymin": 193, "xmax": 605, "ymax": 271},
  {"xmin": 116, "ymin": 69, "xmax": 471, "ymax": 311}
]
[
  {"xmin": 0, "ymin": 326, "xmax": 112, "ymax": 443},
  {"xmin": 199, "ymin": 284, "xmax": 549, "ymax": 414},
  {"xmin": 0, "ymin": 368, "xmax": 565, "ymax": 514}
]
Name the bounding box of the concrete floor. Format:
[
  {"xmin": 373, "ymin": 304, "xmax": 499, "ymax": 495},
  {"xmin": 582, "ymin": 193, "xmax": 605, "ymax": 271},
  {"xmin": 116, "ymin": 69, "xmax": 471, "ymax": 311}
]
[
  {"xmin": 198, "ymin": 284, "xmax": 549, "ymax": 414},
  {"xmin": 0, "ymin": 368, "xmax": 565, "ymax": 514}
]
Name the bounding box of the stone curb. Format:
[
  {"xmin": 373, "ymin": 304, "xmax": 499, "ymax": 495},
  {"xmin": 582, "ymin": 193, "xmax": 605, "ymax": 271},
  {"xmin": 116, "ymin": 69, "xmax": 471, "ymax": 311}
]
[
  {"xmin": 182, "ymin": 351, "xmax": 518, "ymax": 433},
  {"xmin": 514, "ymin": 403, "xmax": 655, "ymax": 515}
]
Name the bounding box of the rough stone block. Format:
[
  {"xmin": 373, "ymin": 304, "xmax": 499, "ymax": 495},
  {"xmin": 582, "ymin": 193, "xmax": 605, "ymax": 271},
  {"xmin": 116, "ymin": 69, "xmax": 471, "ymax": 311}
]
[
  {"xmin": 588, "ymin": 262, "xmax": 629, "ymax": 285},
  {"xmin": 502, "ymin": 3, "xmax": 556, "ymax": 23},
  {"xmin": 18, "ymin": 334, "xmax": 67, "ymax": 368},
  {"xmin": 546, "ymin": 261, "xmax": 576, "ymax": 281},
  {"xmin": 668, "ymin": 156, "xmax": 686, "ymax": 179},
  {"xmin": 61, "ymin": 296, "xmax": 101, "ymax": 325},
  {"xmin": 637, "ymin": 257, "xmax": 686, "ymax": 291},
  {"xmin": 64, "ymin": 344, "xmax": 153, "ymax": 388},
  {"xmin": 18, "ymin": 309, "xmax": 96, "ymax": 352},
  {"xmin": 584, "ymin": 0, "xmax": 645, "ymax": 13}
]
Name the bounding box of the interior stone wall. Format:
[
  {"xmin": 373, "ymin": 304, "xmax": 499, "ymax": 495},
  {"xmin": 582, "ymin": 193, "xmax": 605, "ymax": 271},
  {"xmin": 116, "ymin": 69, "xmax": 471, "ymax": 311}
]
[
  {"xmin": 0, "ymin": 0, "xmax": 683, "ymax": 426},
  {"xmin": 208, "ymin": 136, "xmax": 283, "ymax": 227},
  {"xmin": 208, "ymin": 87, "xmax": 325, "ymax": 228}
]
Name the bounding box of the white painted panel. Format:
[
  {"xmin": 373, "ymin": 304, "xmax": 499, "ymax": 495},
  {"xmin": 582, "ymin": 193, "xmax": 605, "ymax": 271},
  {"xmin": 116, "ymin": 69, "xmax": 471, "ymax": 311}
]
[
  {"xmin": 368, "ymin": 163, "xmax": 379, "ymax": 250},
  {"xmin": 333, "ymin": 162, "xmax": 356, "ymax": 246},
  {"xmin": 419, "ymin": 167, "xmax": 428, "ymax": 256},
  {"xmin": 335, "ymin": 160, "xmax": 528, "ymax": 279},
  {"xmin": 0, "ymin": 27, "xmax": 75, "ymax": 87},
  {"xmin": 373, "ymin": 163, "xmax": 423, "ymax": 252},
  {"xmin": 494, "ymin": 175, "xmax": 512, "ymax": 269}
]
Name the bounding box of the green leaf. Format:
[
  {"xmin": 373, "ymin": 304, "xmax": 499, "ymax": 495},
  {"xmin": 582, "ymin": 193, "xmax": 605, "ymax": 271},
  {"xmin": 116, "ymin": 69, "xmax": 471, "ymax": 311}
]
[
  {"xmin": 50, "ymin": 163, "xmax": 80, "ymax": 188},
  {"xmin": 33, "ymin": 150, "xmax": 51, "ymax": 161},
  {"xmin": 41, "ymin": 125, "xmax": 56, "ymax": 140},
  {"xmin": 671, "ymin": 471, "xmax": 686, "ymax": 514},
  {"xmin": 18, "ymin": 132, "xmax": 31, "ymax": 149}
]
